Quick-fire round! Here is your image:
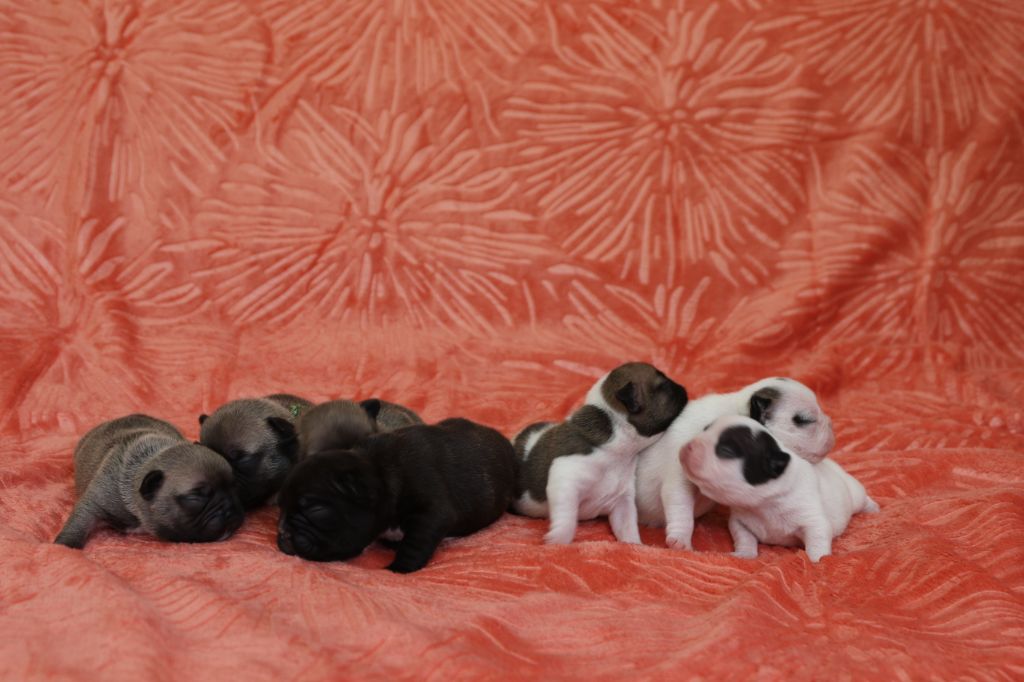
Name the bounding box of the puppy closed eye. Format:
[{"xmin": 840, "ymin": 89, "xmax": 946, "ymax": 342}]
[
  {"xmin": 792, "ymin": 414, "xmax": 816, "ymax": 427},
  {"xmin": 299, "ymin": 498, "xmax": 337, "ymax": 527},
  {"xmin": 177, "ymin": 492, "xmax": 208, "ymax": 512}
]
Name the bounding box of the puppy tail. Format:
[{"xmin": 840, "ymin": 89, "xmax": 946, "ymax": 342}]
[{"xmin": 863, "ymin": 496, "xmax": 880, "ymax": 514}]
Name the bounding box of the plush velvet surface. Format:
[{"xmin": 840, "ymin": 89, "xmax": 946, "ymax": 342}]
[{"xmin": 2, "ymin": 1, "xmax": 1023, "ymax": 679}]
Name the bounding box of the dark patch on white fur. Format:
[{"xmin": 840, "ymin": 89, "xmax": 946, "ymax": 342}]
[
  {"xmin": 515, "ymin": 405, "xmax": 614, "ymax": 502},
  {"xmin": 599, "ymin": 362, "xmax": 688, "ymax": 437},
  {"xmin": 748, "ymin": 387, "xmax": 781, "ymax": 425},
  {"xmin": 714, "ymin": 424, "xmax": 790, "ymax": 486}
]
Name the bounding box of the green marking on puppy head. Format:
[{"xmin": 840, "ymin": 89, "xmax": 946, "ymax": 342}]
[{"xmin": 289, "ymin": 404, "xmax": 302, "ymax": 418}]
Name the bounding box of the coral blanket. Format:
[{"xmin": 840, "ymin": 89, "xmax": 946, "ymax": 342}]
[{"xmin": 2, "ymin": 1, "xmax": 1023, "ymax": 679}]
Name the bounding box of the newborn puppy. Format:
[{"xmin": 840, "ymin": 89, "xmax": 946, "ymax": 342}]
[
  {"xmin": 277, "ymin": 418, "xmax": 515, "ymax": 573},
  {"xmin": 55, "ymin": 414, "xmax": 243, "ymax": 549},
  {"xmin": 297, "ymin": 398, "xmax": 423, "ymax": 458},
  {"xmin": 512, "ymin": 362, "xmax": 688, "ymax": 545},
  {"xmin": 199, "ymin": 394, "xmax": 313, "ymax": 509},
  {"xmin": 635, "ymin": 377, "xmax": 835, "ymax": 550},
  {"xmin": 680, "ymin": 416, "xmax": 878, "ymax": 562}
]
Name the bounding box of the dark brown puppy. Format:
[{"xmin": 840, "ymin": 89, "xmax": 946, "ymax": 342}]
[
  {"xmin": 277, "ymin": 418, "xmax": 515, "ymax": 573},
  {"xmin": 55, "ymin": 414, "xmax": 243, "ymax": 548},
  {"xmin": 199, "ymin": 394, "xmax": 312, "ymax": 508},
  {"xmin": 297, "ymin": 398, "xmax": 423, "ymax": 458}
]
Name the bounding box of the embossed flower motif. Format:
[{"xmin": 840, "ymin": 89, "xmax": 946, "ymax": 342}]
[
  {"xmin": 726, "ymin": 142, "xmax": 1024, "ymax": 364},
  {"xmin": 259, "ymin": 0, "xmax": 537, "ymax": 101},
  {"xmin": 785, "ymin": 0, "xmax": 1024, "ymax": 143},
  {"xmin": 0, "ymin": 200, "xmax": 205, "ymax": 430},
  {"xmin": 186, "ymin": 99, "xmax": 551, "ymax": 334},
  {"xmin": 0, "ymin": 0, "xmax": 267, "ymax": 207},
  {"xmin": 503, "ymin": 2, "xmax": 828, "ymax": 286}
]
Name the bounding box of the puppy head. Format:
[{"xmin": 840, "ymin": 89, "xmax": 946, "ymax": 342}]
[
  {"xmin": 744, "ymin": 378, "xmax": 834, "ymax": 463},
  {"xmin": 597, "ymin": 362, "xmax": 688, "ymax": 437},
  {"xmin": 678, "ymin": 416, "xmax": 792, "ymax": 508},
  {"xmin": 276, "ymin": 451, "xmax": 383, "ymax": 561},
  {"xmin": 297, "ymin": 400, "xmax": 380, "ymax": 458},
  {"xmin": 199, "ymin": 399, "xmax": 299, "ymax": 509},
  {"xmin": 136, "ymin": 444, "xmax": 244, "ymax": 543}
]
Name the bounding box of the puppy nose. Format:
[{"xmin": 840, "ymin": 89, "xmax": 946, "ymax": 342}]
[{"xmin": 824, "ymin": 422, "xmax": 836, "ymax": 452}]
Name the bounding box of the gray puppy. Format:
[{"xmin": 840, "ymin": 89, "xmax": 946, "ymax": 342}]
[
  {"xmin": 55, "ymin": 414, "xmax": 244, "ymax": 549},
  {"xmin": 297, "ymin": 398, "xmax": 423, "ymax": 458},
  {"xmin": 198, "ymin": 394, "xmax": 313, "ymax": 509}
]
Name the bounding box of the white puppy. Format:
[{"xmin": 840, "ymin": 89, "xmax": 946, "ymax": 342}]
[
  {"xmin": 513, "ymin": 362, "xmax": 688, "ymax": 544},
  {"xmin": 680, "ymin": 415, "xmax": 878, "ymax": 562},
  {"xmin": 635, "ymin": 377, "xmax": 835, "ymax": 550}
]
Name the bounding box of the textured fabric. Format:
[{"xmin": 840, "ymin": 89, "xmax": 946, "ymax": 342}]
[{"xmin": 2, "ymin": 1, "xmax": 1023, "ymax": 679}]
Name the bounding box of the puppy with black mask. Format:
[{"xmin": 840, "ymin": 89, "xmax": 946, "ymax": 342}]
[
  {"xmin": 679, "ymin": 415, "xmax": 878, "ymax": 562},
  {"xmin": 635, "ymin": 377, "xmax": 836, "ymax": 550},
  {"xmin": 198, "ymin": 394, "xmax": 312, "ymax": 509},
  {"xmin": 277, "ymin": 418, "xmax": 516, "ymax": 573},
  {"xmin": 54, "ymin": 414, "xmax": 244, "ymax": 549},
  {"xmin": 297, "ymin": 398, "xmax": 423, "ymax": 458},
  {"xmin": 512, "ymin": 362, "xmax": 688, "ymax": 545}
]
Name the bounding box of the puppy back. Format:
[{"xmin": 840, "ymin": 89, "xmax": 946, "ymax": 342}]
[{"xmin": 73, "ymin": 414, "xmax": 182, "ymax": 493}]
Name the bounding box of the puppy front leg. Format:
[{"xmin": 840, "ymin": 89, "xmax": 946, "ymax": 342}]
[
  {"xmin": 387, "ymin": 511, "xmax": 452, "ymax": 574},
  {"xmin": 728, "ymin": 514, "xmax": 759, "ymax": 559},
  {"xmin": 54, "ymin": 498, "xmax": 99, "ymax": 549},
  {"xmin": 802, "ymin": 523, "xmax": 832, "ymax": 563},
  {"xmin": 608, "ymin": 491, "xmax": 641, "ymax": 544},
  {"xmin": 544, "ymin": 475, "xmax": 580, "ymax": 545},
  {"xmin": 661, "ymin": 479, "xmax": 696, "ymax": 550}
]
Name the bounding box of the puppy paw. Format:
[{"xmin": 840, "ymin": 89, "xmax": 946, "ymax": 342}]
[
  {"xmin": 544, "ymin": 529, "xmax": 575, "ymax": 545},
  {"xmin": 665, "ymin": 534, "xmax": 692, "ymax": 551},
  {"xmin": 731, "ymin": 548, "xmax": 757, "ymax": 559},
  {"xmin": 806, "ymin": 549, "xmax": 831, "ymax": 563}
]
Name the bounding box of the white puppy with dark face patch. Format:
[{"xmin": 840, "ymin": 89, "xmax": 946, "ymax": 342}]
[
  {"xmin": 635, "ymin": 378, "xmax": 835, "ymax": 550},
  {"xmin": 680, "ymin": 415, "xmax": 878, "ymax": 562},
  {"xmin": 513, "ymin": 362, "xmax": 689, "ymax": 545}
]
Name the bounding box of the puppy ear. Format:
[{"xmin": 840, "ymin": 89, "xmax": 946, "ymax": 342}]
[
  {"xmin": 359, "ymin": 399, "xmax": 382, "ymax": 420},
  {"xmin": 267, "ymin": 416, "xmax": 296, "ymax": 440},
  {"xmin": 614, "ymin": 382, "xmax": 643, "ymax": 414},
  {"xmin": 198, "ymin": 414, "xmax": 208, "ymax": 426},
  {"xmin": 749, "ymin": 388, "xmax": 779, "ymax": 424},
  {"xmin": 139, "ymin": 470, "xmax": 165, "ymax": 501}
]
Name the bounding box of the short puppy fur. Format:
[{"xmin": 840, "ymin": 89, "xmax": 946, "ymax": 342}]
[
  {"xmin": 199, "ymin": 394, "xmax": 313, "ymax": 508},
  {"xmin": 297, "ymin": 398, "xmax": 423, "ymax": 458},
  {"xmin": 635, "ymin": 377, "xmax": 835, "ymax": 550},
  {"xmin": 680, "ymin": 415, "xmax": 878, "ymax": 563},
  {"xmin": 277, "ymin": 418, "xmax": 515, "ymax": 573},
  {"xmin": 55, "ymin": 414, "xmax": 244, "ymax": 549},
  {"xmin": 512, "ymin": 362, "xmax": 688, "ymax": 545}
]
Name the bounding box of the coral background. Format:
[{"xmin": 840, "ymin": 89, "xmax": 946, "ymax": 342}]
[{"xmin": 2, "ymin": 0, "xmax": 1023, "ymax": 679}]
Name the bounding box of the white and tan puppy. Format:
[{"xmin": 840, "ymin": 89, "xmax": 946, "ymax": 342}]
[
  {"xmin": 679, "ymin": 415, "xmax": 877, "ymax": 562},
  {"xmin": 635, "ymin": 377, "xmax": 835, "ymax": 550},
  {"xmin": 513, "ymin": 362, "xmax": 688, "ymax": 545}
]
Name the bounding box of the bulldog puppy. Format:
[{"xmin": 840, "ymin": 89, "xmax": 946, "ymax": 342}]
[
  {"xmin": 55, "ymin": 414, "xmax": 244, "ymax": 549},
  {"xmin": 512, "ymin": 362, "xmax": 688, "ymax": 545},
  {"xmin": 297, "ymin": 398, "xmax": 423, "ymax": 458},
  {"xmin": 635, "ymin": 377, "xmax": 835, "ymax": 550},
  {"xmin": 679, "ymin": 415, "xmax": 878, "ymax": 562},
  {"xmin": 198, "ymin": 394, "xmax": 313, "ymax": 509},
  {"xmin": 277, "ymin": 418, "xmax": 516, "ymax": 573}
]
